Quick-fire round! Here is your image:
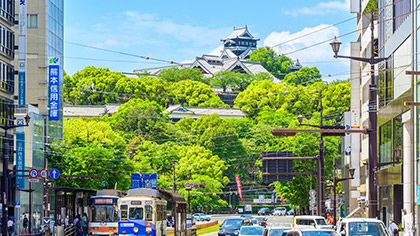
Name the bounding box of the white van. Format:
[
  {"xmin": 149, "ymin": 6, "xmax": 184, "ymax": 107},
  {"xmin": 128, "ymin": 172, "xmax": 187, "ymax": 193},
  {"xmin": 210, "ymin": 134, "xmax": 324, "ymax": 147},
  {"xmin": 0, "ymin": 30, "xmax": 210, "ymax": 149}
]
[
  {"xmin": 293, "ymin": 216, "xmax": 333, "ymax": 229},
  {"xmin": 336, "ymin": 218, "xmax": 388, "ymax": 236}
]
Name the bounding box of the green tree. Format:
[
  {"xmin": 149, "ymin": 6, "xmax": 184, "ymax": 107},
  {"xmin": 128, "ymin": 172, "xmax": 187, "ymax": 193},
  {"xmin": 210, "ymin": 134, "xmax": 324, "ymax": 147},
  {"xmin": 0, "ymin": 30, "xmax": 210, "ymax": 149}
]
[
  {"xmin": 157, "ymin": 67, "xmax": 208, "ymax": 84},
  {"xmin": 168, "ymin": 80, "xmax": 229, "ymax": 108},
  {"xmin": 248, "ymin": 47, "xmax": 292, "ymax": 79},
  {"xmin": 282, "ymin": 67, "xmax": 321, "ymax": 86},
  {"xmin": 64, "ymin": 67, "xmax": 127, "ymax": 105},
  {"xmin": 176, "ymin": 114, "xmax": 248, "ymax": 180},
  {"xmin": 106, "ymin": 98, "xmax": 173, "ymax": 143},
  {"xmin": 211, "ymin": 70, "xmax": 237, "ymax": 93},
  {"xmin": 47, "ymin": 118, "xmax": 133, "ymax": 189}
]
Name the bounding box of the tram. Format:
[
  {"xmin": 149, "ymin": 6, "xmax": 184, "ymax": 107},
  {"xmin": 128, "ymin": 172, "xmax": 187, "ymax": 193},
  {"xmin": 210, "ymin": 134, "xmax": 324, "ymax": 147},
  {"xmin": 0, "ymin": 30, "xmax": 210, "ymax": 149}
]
[
  {"xmin": 118, "ymin": 188, "xmax": 167, "ymax": 236},
  {"xmin": 88, "ymin": 190, "xmax": 122, "ymax": 235}
]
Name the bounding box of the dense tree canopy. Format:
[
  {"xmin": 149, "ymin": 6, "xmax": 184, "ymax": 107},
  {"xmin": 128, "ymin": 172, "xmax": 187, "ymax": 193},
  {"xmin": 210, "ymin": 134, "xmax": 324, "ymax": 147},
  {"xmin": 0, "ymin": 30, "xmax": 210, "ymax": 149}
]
[
  {"xmin": 248, "ymin": 47, "xmax": 292, "ymax": 79},
  {"xmin": 52, "ymin": 65, "xmax": 351, "ymax": 212}
]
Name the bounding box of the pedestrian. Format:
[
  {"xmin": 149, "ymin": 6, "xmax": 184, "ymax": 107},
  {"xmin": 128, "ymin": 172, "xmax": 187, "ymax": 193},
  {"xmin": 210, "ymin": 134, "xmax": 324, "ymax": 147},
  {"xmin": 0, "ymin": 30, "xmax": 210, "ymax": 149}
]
[
  {"xmin": 75, "ymin": 215, "xmax": 82, "ymax": 236},
  {"xmin": 81, "ymin": 213, "xmax": 88, "ymax": 236},
  {"xmin": 64, "ymin": 215, "xmax": 69, "ymax": 228},
  {"xmin": 389, "ymin": 219, "xmax": 399, "ymax": 236},
  {"xmin": 22, "ymin": 214, "xmax": 28, "ymax": 234},
  {"xmin": 7, "ymin": 218, "xmax": 14, "ymax": 236}
]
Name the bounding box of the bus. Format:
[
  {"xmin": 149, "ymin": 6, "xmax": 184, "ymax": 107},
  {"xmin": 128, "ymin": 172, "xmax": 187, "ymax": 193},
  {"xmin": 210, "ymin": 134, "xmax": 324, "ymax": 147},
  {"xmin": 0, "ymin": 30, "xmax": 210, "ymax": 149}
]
[
  {"xmin": 118, "ymin": 188, "xmax": 167, "ymax": 236},
  {"xmin": 89, "ymin": 190, "xmax": 122, "ymax": 235}
]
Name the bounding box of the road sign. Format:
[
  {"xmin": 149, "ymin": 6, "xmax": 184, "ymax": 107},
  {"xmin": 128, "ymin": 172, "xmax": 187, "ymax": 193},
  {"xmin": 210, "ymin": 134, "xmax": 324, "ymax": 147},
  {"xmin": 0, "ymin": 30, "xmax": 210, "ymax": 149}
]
[
  {"xmin": 49, "ymin": 169, "xmax": 60, "ymax": 179},
  {"xmin": 39, "ymin": 169, "xmax": 47, "ymax": 179},
  {"xmin": 131, "ymin": 173, "xmax": 157, "ymax": 189},
  {"xmin": 29, "ymin": 179, "xmax": 39, "ymax": 182},
  {"xmin": 101, "ymin": 180, "xmax": 107, "ymax": 188},
  {"xmin": 29, "ymin": 169, "xmax": 38, "ymax": 178},
  {"xmin": 43, "ymin": 217, "xmax": 50, "ymax": 225},
  {"xmin": 16, "ymin": 201, "xmax": 20, "ymax": 206}
]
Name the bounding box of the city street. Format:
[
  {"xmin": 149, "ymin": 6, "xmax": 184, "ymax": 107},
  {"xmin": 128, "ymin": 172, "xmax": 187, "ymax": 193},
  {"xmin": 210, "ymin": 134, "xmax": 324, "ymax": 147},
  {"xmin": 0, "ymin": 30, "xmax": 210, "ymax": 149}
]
[{"xmin": 202, "ymin": 215, "xmax": 294, "ymax": 236}]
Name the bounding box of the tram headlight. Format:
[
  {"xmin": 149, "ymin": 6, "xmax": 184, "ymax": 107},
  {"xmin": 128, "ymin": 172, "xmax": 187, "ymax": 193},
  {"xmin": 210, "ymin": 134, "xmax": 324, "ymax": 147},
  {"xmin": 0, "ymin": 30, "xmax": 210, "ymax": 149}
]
[{"xmin": 133, "ymin": 227, "xmax": 139, "ymax": 233}]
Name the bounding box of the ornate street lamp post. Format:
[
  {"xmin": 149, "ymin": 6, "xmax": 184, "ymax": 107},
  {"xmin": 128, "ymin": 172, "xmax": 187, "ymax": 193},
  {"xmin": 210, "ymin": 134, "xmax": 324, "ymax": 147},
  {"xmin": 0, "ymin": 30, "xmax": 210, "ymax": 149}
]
[{"xmin": 330, "ymin": 12, "xmax": 388, "ymax": 218}]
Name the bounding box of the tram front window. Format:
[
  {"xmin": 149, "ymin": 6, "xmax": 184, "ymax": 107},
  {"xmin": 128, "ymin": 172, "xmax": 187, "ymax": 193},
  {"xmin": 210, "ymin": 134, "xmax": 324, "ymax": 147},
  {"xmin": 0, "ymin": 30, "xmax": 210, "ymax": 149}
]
[
  {"xmin": 92, "ymin": 205, "xmax": 117, "ymax": 222},
  {"xmin": 130, "ymin": 207, "xmax": 144, "ymax": 220}
]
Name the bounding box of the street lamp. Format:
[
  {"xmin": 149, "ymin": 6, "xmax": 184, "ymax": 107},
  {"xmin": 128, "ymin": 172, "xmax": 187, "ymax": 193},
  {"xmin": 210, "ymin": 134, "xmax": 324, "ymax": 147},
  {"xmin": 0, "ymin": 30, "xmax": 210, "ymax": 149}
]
[
  {"xmin": 1, "ymin": 114, "xmax": 31, "ymax": 236},
  {"xmin": 330, "ymin": 12, "xmax": 388, "ymax": 219},
  {"xmin": 331, "ymin": 165, "xmax": 355, "ymax": 225}
]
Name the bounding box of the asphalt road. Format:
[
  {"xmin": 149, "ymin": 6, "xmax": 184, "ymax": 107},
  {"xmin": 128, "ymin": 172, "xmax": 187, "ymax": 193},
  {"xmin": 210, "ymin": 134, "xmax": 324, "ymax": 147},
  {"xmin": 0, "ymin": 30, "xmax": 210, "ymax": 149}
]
[{"xmin": 201, "ymin": 214, "xmax": 294, "ymax": 236}]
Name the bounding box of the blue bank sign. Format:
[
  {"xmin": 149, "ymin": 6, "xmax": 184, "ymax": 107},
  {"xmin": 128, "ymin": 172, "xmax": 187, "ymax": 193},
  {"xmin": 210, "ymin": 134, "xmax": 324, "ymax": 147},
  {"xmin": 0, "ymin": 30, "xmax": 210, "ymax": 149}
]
[
  {"xmin": 48, "ymin": 57, "xmax": 60, "ymax": 121},
  {"xmin": 131, "ymin": 173, "xmax": 157, "ymax": 189}
]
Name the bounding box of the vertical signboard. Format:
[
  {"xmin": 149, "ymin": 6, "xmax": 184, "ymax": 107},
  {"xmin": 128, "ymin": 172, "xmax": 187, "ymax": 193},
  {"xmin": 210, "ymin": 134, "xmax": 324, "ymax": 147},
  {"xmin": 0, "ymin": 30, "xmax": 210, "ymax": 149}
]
[
  {"xmin": 16, "ymin": 116, "xmax": 25, "ymax": 189},
  {"xmin": 18, "ymin": 0, "xmax": 27, "ymax": 108},
  {"xmin": 235, "ymin": 175, "xmax": 243, "ymax": 201},
  {"xmin": 48, "ymin": 57, "xmax": 60, "ymax": 121},
  {"xmin": 344, "ymin": 112, "xmax": 351, "ymax": 165},
  {"xmin": 350, "ymin": 109, "xmax": 360, "ymax": 188}
]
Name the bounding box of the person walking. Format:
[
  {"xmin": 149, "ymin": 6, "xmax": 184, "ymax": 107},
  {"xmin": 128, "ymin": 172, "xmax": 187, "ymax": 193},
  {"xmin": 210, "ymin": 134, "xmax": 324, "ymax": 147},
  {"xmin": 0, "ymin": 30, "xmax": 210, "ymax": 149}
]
[
  {"xmin": 389, "ymin": 219, "xmax": 399, "ymax": 236},
  {"xmin": 7, "ymin": 218, "xmax": 14, "ymax": 236},
  {"xmin": 81, "ymin": 213, "xmax": 88, "ymax": 236}
]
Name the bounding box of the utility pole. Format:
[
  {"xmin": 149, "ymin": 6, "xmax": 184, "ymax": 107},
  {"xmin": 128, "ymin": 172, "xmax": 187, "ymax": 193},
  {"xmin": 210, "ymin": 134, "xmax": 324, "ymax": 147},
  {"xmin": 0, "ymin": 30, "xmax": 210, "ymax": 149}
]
[
  {"xmin": 172, "ymin": 160, "xmax": 176, "ymax": 193},
  {"xmin": 367, "ymin": 13, "xmax": 378, "ymax": 219},
  {"xmin": 319, "ymin": 96, "xmax": 325, "ymax": 217}
]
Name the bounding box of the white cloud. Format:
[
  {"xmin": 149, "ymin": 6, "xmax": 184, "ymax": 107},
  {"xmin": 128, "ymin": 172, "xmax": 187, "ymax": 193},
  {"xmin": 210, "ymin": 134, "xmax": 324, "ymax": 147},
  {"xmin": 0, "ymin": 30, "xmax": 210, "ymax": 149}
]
[
  {"xmin": 122, "ymin": 11, "xmax": 230, "ymax": 46},
  {"xmin": 263, "ymin": 24, "xmax": 349, "ymax": 66},
  {"xmin": 284, "ymin": 0, "xmax": 349, "ymax": 16}
]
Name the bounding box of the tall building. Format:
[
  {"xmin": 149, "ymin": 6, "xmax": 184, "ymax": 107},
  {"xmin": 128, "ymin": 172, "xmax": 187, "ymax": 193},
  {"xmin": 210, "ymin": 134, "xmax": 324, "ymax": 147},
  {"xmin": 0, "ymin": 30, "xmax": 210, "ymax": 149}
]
[
  {"xmin": 0, "ymin": 0, "xmax": 17, "ymax": 232},
  {"xmin": 13, "ymin": 0, "xmax": 64, "ymax": 233},
  {"xmin": 349, "ymin": 0, "xmax": 415, "ymax": 228}
]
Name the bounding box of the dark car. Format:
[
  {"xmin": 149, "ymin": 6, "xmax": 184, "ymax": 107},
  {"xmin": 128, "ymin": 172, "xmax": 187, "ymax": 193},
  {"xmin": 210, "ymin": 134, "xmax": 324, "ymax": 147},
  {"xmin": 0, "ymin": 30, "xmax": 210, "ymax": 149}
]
[
  {"xmin": 218, "ymin": 218, "xmax": 254, "ymax": 236},
  {"xmin": 258, "ymin": 208, "xmax": 271, "ymax": 216}
]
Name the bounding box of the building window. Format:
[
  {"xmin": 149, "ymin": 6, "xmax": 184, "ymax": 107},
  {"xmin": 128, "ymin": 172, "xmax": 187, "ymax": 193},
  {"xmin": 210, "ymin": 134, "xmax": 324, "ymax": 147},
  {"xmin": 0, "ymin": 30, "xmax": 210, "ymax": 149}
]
[
  {"xmin": 0, "ymin": 23, "xmax": 14, "ymax": 59},
  {"xmin": 393, "ymin": 0, "xmax": 410, "ymax": 32},
  {"xmin": 0, "ymin": 0, "xmax": 14, "ymax": 25},
  {"xmin": 378, "ymin": 57, "xmax": 394, "ymax": 108},
  {"xmin": 0, "ymin": 59, "xmax": 13, "ymax": 94},
  {"xmin": 27, "ymin": 14, "xmax": 38, "ymax": 28},
  {"xmin": 379, "ymin": 115, "xmax": 403, "ymax": 169},
  {"xmin": 379, "ymin": 121, "xmax": 392, "ymax": 168}
]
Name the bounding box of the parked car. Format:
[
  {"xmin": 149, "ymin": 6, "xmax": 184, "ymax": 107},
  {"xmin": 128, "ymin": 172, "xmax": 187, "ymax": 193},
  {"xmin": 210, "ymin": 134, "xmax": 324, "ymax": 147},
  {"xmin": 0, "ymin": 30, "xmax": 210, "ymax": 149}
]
[
  {"xmin": 193, "ymin": 213, "xmax": 211, "ymax": 221},
  {"xmin": 335, "ymin": 218, "xmax": 388, "ymax": 236},
  {"xmin": 267, "ymin": 227, "xmax": 292, "ymax": 236},
  {"xmin": 281, "ymin": 229, "xmax": 340, "ymax": 236},
  {"xmin": 286, "ymin": 209, "xmax": 295, "ymax": 216},
  {"xmin": 218, "ymin": 218, "xmax": 254, "ymax": 236},
  {"xmin": 255, "ymin": 217, "xmax": 267, "ymax": 227},
  {"xmin": 258, "ymin": 208, "xmax": 271, "ymax": 216},
  {"xmin": 272, "ymin": 207, "xmax": 287, "ymax": 216},
  {"xmin": 239, "ymin": 226, "xmax": 267, "ymax": 236},
  {"xmin": 166, "ymin": 214, "xmax": 174, "ymax": 227},
  {"xmin": 241, "ymin": 214, "xmax": 254, "ymax": 219},
  {"xmin": 293, "ymin": 216, "xmax": 333, "ymax": 229}
]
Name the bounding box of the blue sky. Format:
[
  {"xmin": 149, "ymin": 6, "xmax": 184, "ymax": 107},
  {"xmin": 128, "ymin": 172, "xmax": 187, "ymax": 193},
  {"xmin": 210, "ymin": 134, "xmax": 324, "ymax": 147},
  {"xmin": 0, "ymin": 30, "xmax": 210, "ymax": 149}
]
[{"xmin": 64, "ymin": 0, "xmax": 356, "ymax": 81}]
